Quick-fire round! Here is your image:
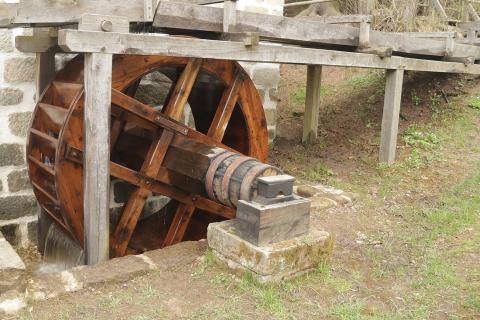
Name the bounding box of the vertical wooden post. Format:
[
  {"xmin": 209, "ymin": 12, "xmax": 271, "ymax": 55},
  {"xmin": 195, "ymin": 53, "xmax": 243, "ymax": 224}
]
[
  {"xmin": 379, "ymin": 69, "xmax": 404, "ymax": 165},
  {"xmin": 83, "ymin": 53, "xmax": 113, "ymax": 265},
  {"xmin": 34, "ymin": 28, "xmax": 56, "ymax": 102},
  {"xmin": 223, "ymin": 0, "xmax": 237, "ymax": 33},
  {"xmin": 302, "ymin": 65, "xmax": 322, "ymax": 145}
]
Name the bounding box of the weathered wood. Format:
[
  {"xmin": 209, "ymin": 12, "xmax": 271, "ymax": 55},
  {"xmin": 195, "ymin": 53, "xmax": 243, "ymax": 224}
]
[
  {"xmin": 58, "ymin": 30, "xmax": 480, "ymax": 75},
  {"xmin": 379, "ymin": 69, "xmax": 404, "ymax": 165},
  {"xmin": 78, "ymin": 14, "xmax": 130, "ymax": 33},
  {"xmin": 358, "ymin": 20, "xmax": 370, "ymax": 49},
  {"xmin": 284, "ymin": 0, "xmax": 332, "ymax": 7},
  {"xmin": 302, "ymin": 65, "xmax": 322, "ymax": 145},
  {"xmin": 35, "ymin": 50, "xmax": 56, "ymax": 102},
  {"xmin": 207, "ymin": 70, "xmax": 244, "ymax": 141},
  {"xmin": 223, "ymin": 0, "xmax": 237, "ymax": 33},
  {"xmin": 9, "ymin": 0, "xmax": 148, "ymax": 25},
  {"xmin": 311, "ymin": 15, "xmax": 372, "ymax": 24},
  {"xmin": 83, "ymin": 52, "xmax": 112, "ymax": 265},
  {"xmin": 398, "ymin": 32, "xmax": 457, "ymax": 39},
  {"xmin": 152, "ymin": 1, "xmax": 480, "ymax": 59}
]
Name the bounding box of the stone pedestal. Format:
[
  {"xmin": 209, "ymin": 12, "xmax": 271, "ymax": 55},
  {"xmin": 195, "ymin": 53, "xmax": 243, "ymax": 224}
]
[{"xmin": 207, "ymin": 220, "xmax": 333, "ymax": 283}]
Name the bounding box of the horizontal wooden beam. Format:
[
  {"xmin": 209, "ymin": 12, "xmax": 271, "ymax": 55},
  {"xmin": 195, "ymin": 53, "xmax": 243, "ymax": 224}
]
[
  {"xmin": 152, "ymin": 1, "xmax": 480, "ymax": 59},
  {"xmin": 1, "ymin": 0, "xmax": 148, "ymax": 26},
  {"xmin": 57, "ymin": 30, "xmax": 480, "ymax": 75}
]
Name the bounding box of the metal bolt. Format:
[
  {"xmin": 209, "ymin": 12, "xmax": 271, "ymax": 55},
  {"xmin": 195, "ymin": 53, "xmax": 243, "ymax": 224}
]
[{"xmin": 100, "ymin": 20, "xmax": 113, "ymax": 32}]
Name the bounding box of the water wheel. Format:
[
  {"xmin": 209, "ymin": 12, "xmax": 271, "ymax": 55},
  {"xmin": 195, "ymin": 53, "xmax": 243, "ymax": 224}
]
[{"xmin": 27, "ymin": 55, "xmax": 270, "ymax": 258}]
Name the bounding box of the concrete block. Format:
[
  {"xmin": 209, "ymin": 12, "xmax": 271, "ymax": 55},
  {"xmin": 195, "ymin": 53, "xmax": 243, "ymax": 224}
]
[{"xmin": 208, "ymin": 220, "xmax": 333, "ymax": 283}]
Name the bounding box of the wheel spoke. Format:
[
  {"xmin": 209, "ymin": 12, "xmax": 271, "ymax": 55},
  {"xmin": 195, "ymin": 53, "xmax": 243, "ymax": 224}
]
[
  {"xmin": 163, "ymin": 58, "xmax": 203, "ymax": 120},
  {"xmin": 110, "ymin": 130, "xmax": 174, "ymax": 257},
  {"xmin": 207, "ymin": 70, "xmax": 244, "ymax": 141},
  {"xmin": 163, "ymin": 204, "xmax": 196, "ymax": 247}
]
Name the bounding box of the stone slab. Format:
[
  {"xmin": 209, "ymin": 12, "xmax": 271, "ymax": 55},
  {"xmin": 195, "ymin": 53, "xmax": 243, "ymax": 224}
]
[
  {"xmin": 207, "ymin": 219, "xmax": 333, "ymax": 283},
  {"xmin": 0, "ymin": 232, "xmax": 26, "ymax": 294},
  {"xmin": 26, "ymin": 241, "xmax": 206, "ymax": 302}
]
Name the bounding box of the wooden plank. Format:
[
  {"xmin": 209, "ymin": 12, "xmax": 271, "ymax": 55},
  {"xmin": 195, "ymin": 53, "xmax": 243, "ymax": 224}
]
[
  {"xmin": 284, "ymin": 0, "xmax": 332, "ymax": 7},
  {"xmin": 35, "ymin": 50, "xmax": 56, "ymax": 102},
  {"xmin": 152, "ymin": 1, "xmax": 480, "ymax": 59},
  {"xmin": 58, "ymin": 30, "xmax": 480, "ymax": 75},
  {"xmin": 302, "ymin": 65, "xmax": 322, "ymax": 145},
  {"xmin": 397, "ymin": 32, "xmax": 457, "ymax": 38},
  {"xmin": 83, "ymin": 52, "xmax": 112, "ymax": 265},
  {"xmin": 163, "ymin": 58, "xmax": 203, "ymax": 120},
  {"xmin": 223, "ymin": 0, "xmax": 237, "ymax": 33},
  {"xmin": 207, "ymin": 70, "xmax": 244, "ymax": 141},
  {"xmin": 379, "ymin": 69, "xmax": 404, "ymax": 165},
  {"xmin": 154, "ymin": 1, "xmax": 357, "ymax": 47},
  {"xmin": 11, "ymin": 0, "xmax": 147, "ymax": 25}
]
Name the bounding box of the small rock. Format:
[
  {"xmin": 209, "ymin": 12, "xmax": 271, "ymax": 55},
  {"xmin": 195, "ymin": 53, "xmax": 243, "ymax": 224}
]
[{"xmin": 296, "ymin": 185, "xmax": 319, "ymax": 198}]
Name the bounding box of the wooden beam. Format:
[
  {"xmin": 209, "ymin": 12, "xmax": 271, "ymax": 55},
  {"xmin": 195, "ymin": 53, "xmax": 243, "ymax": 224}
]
[
  {"xmin": 223, "ymin": 0, "xmax": 237, "ymax": 33},
  {"xmin": 379, "ymin": 69, "xmax": 404, "ymax": 165},
  {"xmin": 8, "ymin": 0, "xmax": 148, "ymax": 25},
  {"xmin": 284, "ymin": 0, "xmax": 332, "ymax": 7},
  {"xmin": 83, "ymin": 52, "xmax": 113, "ymax": 265},
  {"xmin": 35, "ymin": 50, "xmax": 56, "ymax": 102},
  {"xmin": 302, "ymin": 65, "xmax": 322, "ymax": 145},
  {"xmin": 58, "ymin": 30, "xmax": 480, "ymax": 75},
  {"xmin": 152, "ymin": 1, "xmax": 480, "ymax": 59}
]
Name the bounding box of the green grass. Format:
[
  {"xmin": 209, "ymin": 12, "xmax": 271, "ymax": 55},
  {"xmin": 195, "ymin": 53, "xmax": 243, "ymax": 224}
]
[
  {"xmin": 304, "ymin": 163, "xmax": 334, "ymax": 181},
  {"xmin": 468, "ymin": 96, "xmax": 480, "ymax": 110}
]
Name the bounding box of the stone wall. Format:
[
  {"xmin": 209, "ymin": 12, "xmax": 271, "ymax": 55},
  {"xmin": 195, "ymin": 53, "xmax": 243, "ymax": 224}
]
[
  {"xmin": 237, "ymin": 0, "xmax": 284, "ymax": 141},
  {"xmin": 0, "ymin": 28, "xmax": 37, "ymax": 246},
  {"xmin": 0, "ymin": 0, "xmax": 284, "ymax": 244}
]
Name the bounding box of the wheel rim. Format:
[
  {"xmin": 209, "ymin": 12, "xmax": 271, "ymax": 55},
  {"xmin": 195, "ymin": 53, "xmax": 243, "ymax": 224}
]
[{"xmin": 27, "ymin": 55, "xmax": 268, "ymax": 257}]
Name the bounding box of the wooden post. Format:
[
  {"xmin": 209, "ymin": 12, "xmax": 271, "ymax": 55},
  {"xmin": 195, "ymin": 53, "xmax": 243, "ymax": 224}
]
[
  {"xmin": 379, "ymin": 69, "xmax": 404, "ymax": 165},
  {"xmin": 358, "ymin": 0, "xmax": 374, "ymax": 14},
  {"xmin": 83, "ymin": 52, "xmax": 113, "ymax": 265},
  {"xmin": 302, "ymin": 65, "xmax": 322, "ymax": 145},
  {"xmin": 34, "ymin": 28, "xmax": 56, "ymax": 102},
  {"xmin": 223, "ymin": 0, "xmax": 237, "ymax": 33}
]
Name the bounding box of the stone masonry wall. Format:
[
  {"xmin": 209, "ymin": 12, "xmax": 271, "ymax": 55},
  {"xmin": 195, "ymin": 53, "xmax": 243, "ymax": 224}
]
[
  {"xmin": 0, "ymin": 0, "xmax": 284, "ymax": 244},
  {"xmin": 237, "ymin": 0, "xmax": 284, "ymax": 141},
  {"xmin": 0, "ymin": 27, "xmax": 38, "ymax": 246}
]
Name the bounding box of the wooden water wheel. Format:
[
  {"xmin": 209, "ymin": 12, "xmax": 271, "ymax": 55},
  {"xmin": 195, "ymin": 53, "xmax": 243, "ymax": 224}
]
[{"xmin": 27, "ymin": 55, "xmax": 271, "ymax": 258}]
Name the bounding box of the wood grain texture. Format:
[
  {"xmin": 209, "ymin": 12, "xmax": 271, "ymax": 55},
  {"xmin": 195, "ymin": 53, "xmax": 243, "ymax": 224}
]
[
  {"xmin": 58, "ymin": 30, "xmax": 480, "ymax": 75},
  {"xmin": 302, "ymin": 65, "xmax": 322, "ymax": 145},
  {"xmin": 83, "ymin": 52, "xmax": 112, "ymax": 265},
  {"xmin": 379, "ymin": 69, "xmax": 404, "ymax": 165}
]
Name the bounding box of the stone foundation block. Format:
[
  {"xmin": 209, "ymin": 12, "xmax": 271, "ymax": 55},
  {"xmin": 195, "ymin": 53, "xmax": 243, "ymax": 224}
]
[
  {"xmin": 208, "ymin": 219, "xmax": 333, "ymax": 283},
  {"xmin": 0, "ymin": 232, "xmax": 26, "ymax": 294}
]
